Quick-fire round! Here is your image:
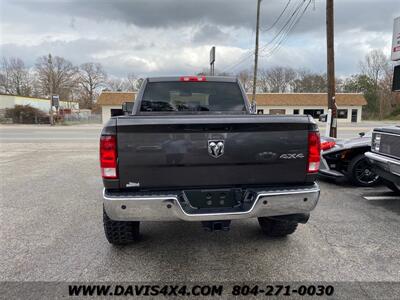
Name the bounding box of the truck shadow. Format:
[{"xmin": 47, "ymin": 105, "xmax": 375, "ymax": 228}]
[
  {"xmin": 319, "ymin": 178, "xmax": 400, "ymax": 215},
  {"xmin": 366, "ymin": 198, "xmax": 400, "ymax": 215},
  {"xmin": 361, "ymin": 190, "xmax": 400, "ymax": 216},
  {"xmin": 104, "ymin": 220, "xmax": 303, "ymax": 281}
]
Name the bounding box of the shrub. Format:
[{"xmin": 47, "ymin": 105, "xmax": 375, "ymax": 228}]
[
  {"xmin": 5, "ymin": 105, "xmax": 50, "ymax": 124},
  {"xmin": 389, "ymin": 107, "xmax": 400, "ymax": 117}
]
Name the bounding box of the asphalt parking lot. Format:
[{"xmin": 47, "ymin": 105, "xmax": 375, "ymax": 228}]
[{"xmin": 1, "ymin": 123, "xmax": 400, "ymax": 282}]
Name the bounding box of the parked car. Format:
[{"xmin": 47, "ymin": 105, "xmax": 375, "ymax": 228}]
[
  {"xmin": 366, "ymin": 126, "xmax": 400, "ymax": 194},
  {"xmin": 319, "ymin": 131, "xmax": 381, "ymax": 187},
  {"xmin": 100, "ymin": 76, "xmax": 321, "ymax": 245}
]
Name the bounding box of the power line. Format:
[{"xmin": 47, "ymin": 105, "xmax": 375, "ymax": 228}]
[
  {"xmin": 258, "ymin": 0, "xmax": 307, "ymax": 55},
  {"xmin": 225, "ymin": 0, "xmax": 305, "ymax": 71},
  {"xmin": 221, "ymin": 26, "xmax": 257, "ymax": 73},
  {"xmin": 261, "ymin": 0, "xmax": 312, "ymax": 58},
  {"xmin": 222, "ymin": 0, "xmax": 310, "ymax": 73},
  {"xmin": 260, "ymin": 0, "xmax": 292, "ymax": 32},
  {"xmin": 222, "ymin": 49, "xmax": 255, "ymax": 73},
  {"xmin": 265, "ymin": 0, "xmax": 312, "ymax": 57}
]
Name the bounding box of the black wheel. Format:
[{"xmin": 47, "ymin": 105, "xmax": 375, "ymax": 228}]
[
  {"xmin": 103, "ymin": 207, "xmax": 140, "ymax": 245},
  {"xmin": 258, "ymin": 217, "xmax": 298, "ymax": 237},
  {"xmin": 348, "ymin": 154, "xmax": 381, "ymax": 187},
  {"xmin": 385, "ymin": 181, "xmax": 400, "ymax": 195}
]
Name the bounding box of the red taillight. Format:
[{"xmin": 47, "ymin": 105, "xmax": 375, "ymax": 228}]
[
  {"xmin": 100, "ymin": 135, "xmax": 118, "ymax": 179},
  {"xmin": 308, "ymin": 132, "xmax": 321, "ymax": 173},
  {"xmin": 179, "ymin": 76, "xmax": 207, "ymax": 82},
  {"xmin": 321, "ymin": 140, "xmax": 336, "ymax": 151}
]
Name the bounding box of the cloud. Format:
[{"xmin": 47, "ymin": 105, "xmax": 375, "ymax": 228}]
[
  {"xmin": 1, "ymin": 0, "xmax": 399, "ymax": 78},
  {"xmin": 192, "ymin": 24, "xmax": 231, "ymax": 44},
  {"xmin": 8, "ymin": 0, "xmax": 399, "ymax": 33}
]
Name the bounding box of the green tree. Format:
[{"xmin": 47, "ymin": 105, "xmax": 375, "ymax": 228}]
[{"xmin": 343, "ymin": 74, "xmax": 378, "ymax": 118}]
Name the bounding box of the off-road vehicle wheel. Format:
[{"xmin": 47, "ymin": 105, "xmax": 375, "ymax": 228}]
[
  {"xmin": 258, "ymin": 217, "xmax": 298, "ymax": 237},
  {"xmin": 348, "ymin": 154, "xmax": 380, "ymax": 187},
  {"xmin": 103, "ymin": 207, "xmax": 140, "ymax": 245}
]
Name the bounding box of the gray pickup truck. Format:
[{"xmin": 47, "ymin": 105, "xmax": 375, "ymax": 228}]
[
  {"xmin": 366, "ymin": 126, "xmax": 400, "ymax": 194},
  {"xmin": 100, "ymin": 76, "xmax": 321, "ymax": 245}
]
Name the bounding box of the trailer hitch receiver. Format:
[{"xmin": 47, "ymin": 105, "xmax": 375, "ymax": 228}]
[{"xmin": 201, "ymin": 220, "xmax": 231, "ymax": 232}]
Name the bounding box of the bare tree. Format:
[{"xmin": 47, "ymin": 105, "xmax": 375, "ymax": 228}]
[
  {"xmin": 196, "ymin": 68, "xmax": 209, "ymax": 76},
  {"xmin": 35, "ymin": 54, "xmax": 78, "ymax": 101},
  {"xmin": 106, "ymin": 74, "xmax": 143, "ymax": 92},
  {"xmin": 259, "ymin": 67, "xmax": 296, "ymax": 93},
  {"xmin": 237, "ymin": 69, "xmax": 253, "ymax": 92},
  {"xmin": 360, "ymin": 50, "xmax": 392, "ymax": 118},
  {"xmin": 197, "ymin": 68, "xmax": 230, "ymax": 77},
  {"xmin": 258, "ymin": 69, "xmax": 269, "ymax": 92},
  {"xmin": 135, "ymin": 78, "xmax": 144, "ymax": 90},
  {"xmin": 291, "ymin": 70, "xmax": 327, "ymax": 93},
  {"xmin": 360, "ymin": 49, "xmax": 390, "ymax": 87},
  {"xmin": 106, "ymin": 78, "xmax": 129, "ymax": 91},
  {"xmin": 125, "ymin": 73, "xmax": 144, "ymax": 91},
  {"xmin": 78, "ymin": 62, "xmax": 107, "ymax": 109},
  {"xmin": 378, "ymin": 65, "xmax": 395, "ymax": 119},
  {"xmin": 125, "ymin": 73, "xmax": 137, "ymax": 91},
  {"xmin": 0, "ymin": 57, "xmax": 32, "ymax": 96},
  {"xmin": 0, "ymin": 72, "xmax": 7, "ymax": 93}
]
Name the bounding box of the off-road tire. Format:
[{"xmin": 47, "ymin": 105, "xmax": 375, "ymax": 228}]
[
  {"xmin": 348, "ymin": 154, "xmax": 381, "ymax": 187},
  {"xmin": 103, "ymin": 208, "xmax": 140, "ymax": 245},
  {"xmin": 258, "ymin": 217, "xmax": 298, "ymax": 237}
]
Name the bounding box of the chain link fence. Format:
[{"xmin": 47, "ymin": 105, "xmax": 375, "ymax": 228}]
[{"xmin": 62, "ymin": 113, "xmax": 102, "ymax": 124}]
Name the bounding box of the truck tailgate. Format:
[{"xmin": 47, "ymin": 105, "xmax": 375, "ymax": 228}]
[{"xmin": 116, "ymin": 115, "xmax": 314, "ymax": 189}]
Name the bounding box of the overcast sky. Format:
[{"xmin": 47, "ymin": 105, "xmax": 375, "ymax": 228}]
[{"xmin": 0, "ymin": 0, "xmax": 399, "ymax": 78}]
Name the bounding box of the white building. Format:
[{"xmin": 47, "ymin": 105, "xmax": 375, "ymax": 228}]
[
  {"xmin": 97, "ymin": 91, "xmax": 136, "ymax": 124},
  {"xmin": 0, "ymin": 94, "xmax": 79, "ymax": 113},
  {"xmin": 251, "ymin": 93, "xmax": 366, "ymax": 123},
  {"xmin": 97, "ymin": 91, "xmax": 366, "ymax": 124}
]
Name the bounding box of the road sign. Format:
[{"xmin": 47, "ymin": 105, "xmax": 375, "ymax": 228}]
[
  {"xmin": 393, "ymin": 65, "xmax": 400, "ymax": 92},
  {"xmin": 51, "ymin": 95, "xmax": 60, "ymax": 108},
  {"xmin": 210, "ymin": 46, "xmax": 215, "ymax": 65},
  {"xmin": 392, "ymin": 17, "xmax": 400, "ymax": 61}
]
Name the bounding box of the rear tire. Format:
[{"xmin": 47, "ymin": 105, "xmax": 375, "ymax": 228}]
[
  {"xmin": 258, "ymin": 217, "xmax": 298, "ymax": 237},
  {"xmin": 103, "ymin": 207, "xmax": 140, "ymax": 245},
  {"xmin": 385, "ymin": 181, "xmax": 400, "ymax": 195},
  {"xmin": 347, "ymin": 154, "xmax": 381, "ymax": 187}
]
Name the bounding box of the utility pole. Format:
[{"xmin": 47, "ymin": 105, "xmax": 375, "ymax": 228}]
[
  {"xmin": 252, "ymin": 0, "xmax": 262, "ymax": 107},
  {"xmin": 48, "ymin": 54, "xmax": 54, "ymax": 126},
  {"xmin": 326, "ymin": 0, "xmax": 337, "ymax": 137}
]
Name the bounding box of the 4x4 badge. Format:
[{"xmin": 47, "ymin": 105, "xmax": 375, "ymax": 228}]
[{"xmin": 208, "ymin": 140, "xmax": 225, "ymax": 158}]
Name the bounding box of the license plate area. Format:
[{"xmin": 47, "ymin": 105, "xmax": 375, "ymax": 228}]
[{"xmin": 183, "ymin": 189, "xmax": 242, "ymax": 209}]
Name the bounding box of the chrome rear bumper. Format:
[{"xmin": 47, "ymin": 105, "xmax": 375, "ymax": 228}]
[{"xmin": 103, "ymin": 184, "xmax": 320, "ymax": 221}]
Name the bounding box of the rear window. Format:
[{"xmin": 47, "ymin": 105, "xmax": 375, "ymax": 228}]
[{"xmin": 140, "ymin": 82, "xmax": 246, "ymax": 113}]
